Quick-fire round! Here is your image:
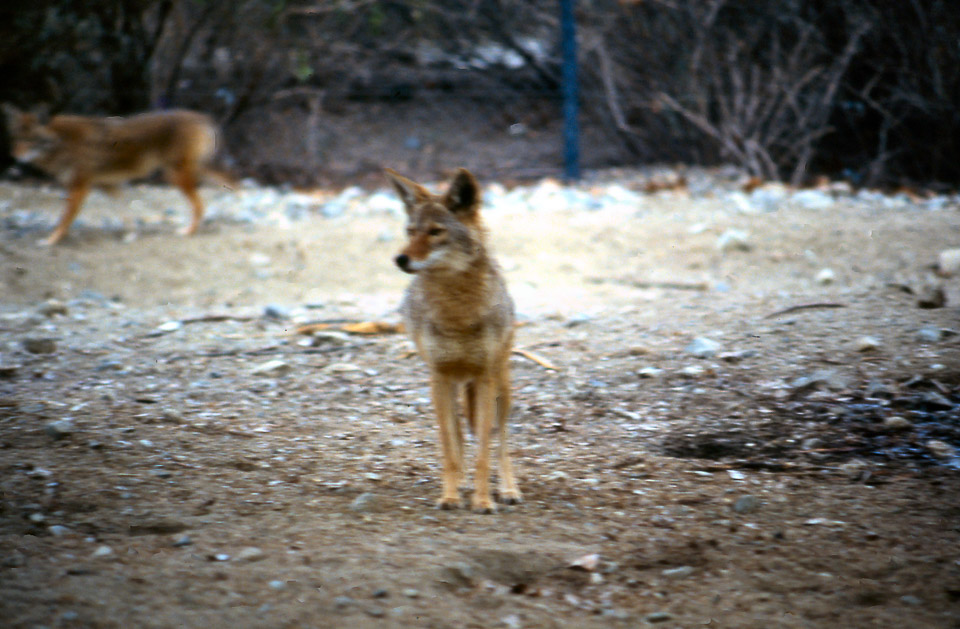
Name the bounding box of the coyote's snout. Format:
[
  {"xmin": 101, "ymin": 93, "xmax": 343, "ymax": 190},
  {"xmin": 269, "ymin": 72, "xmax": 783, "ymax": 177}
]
[
  {"xmin": 3, "ymin": 104, "xmax": 220, "ymax": 245},
  {"xmin": 388, "ymin": 168, "xmax": 520, "ymax": 513}
]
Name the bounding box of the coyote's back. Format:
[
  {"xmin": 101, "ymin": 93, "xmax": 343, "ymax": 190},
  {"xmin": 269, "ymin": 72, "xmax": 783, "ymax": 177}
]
[
  {"xmin": 3, "ymin": 105, "xmax": 218, "ymax": 245},
  {"xmin": 389, "ymin": 167, "xmax": 520, "ymax": 513}
]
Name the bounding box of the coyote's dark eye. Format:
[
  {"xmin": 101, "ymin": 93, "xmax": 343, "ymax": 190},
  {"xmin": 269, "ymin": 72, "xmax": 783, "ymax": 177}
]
[{"xmin": 428, "ymin": 227, "xmax": 444, "ymax": 236}]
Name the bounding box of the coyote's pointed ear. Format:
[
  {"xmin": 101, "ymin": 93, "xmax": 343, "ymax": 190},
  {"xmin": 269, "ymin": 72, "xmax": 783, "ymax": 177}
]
[
  {"xmin": 385, "ymin": 168, "xmax": 429, "ymax": 212},
  {"xmin": 444, "ymin": 168, "xmax": 480, "ymax": 216}
]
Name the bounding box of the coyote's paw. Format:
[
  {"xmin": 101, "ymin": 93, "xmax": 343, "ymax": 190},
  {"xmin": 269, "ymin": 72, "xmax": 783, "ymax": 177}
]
[
  {"xmin": 497, "ymin": 489, "xmax": 522, "ymax": 505},
  {"xmin": 436, "ymin": 496, "xmax": 462, "ymax": 510},
  {"xmin": 471, "ymin": 494, "xmax": 497, "ymax": 514}
]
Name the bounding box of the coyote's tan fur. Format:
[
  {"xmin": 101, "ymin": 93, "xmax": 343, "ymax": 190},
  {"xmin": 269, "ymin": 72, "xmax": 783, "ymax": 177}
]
[
  {"xmin": 388, "ymin": 168, "xmax": 520, "ymax": 513},
  {"xmin": 3, "ymin": 105, "xmax": 219, "ymax": 245}
]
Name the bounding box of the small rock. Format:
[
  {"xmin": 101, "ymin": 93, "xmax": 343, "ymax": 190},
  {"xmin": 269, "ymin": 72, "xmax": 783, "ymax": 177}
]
[
  {"xmin": 661, "ymin": 565, "xmax": 695, "ymax": 578},
  {"xmin": 646, "ymin": 611, "xmax": 673, "ymax": 623},
  {"xmin": 171, "ymin": 535, "xmax": 193, "ymax": 547},
  {"xmin": 815, "ymin": 268, "xmax": 836, "ymax": 285},
  {"xmin": 235, "ymin": 547, "xmax": 267, "ymax": 562},
  {"xmin": 732, "ymin": 495, "xmax": 761, "ymax": 514},
  {"xmin": 839, "ymin": 460, "xmax": 869, "ymax": 480},
  {"xmin": 252, "ymin": 360, "xmax": 291, "ymax": 377},
  {"xmin": 91, "ymin": 545, "xmax": 114, "ymax": 558},
  {"xmin": 936, "ymin": 248, "xmax": 960, "ymax": 276},
  {"xmin": 927, "ymin": 440, "xmax": 955, "ymax": 459},
  {"xmin": 679, "ymin": 365, "xmax": 706, "ymax": 377},
  {"xmin": 716, "ymin": 229, "xmax": 751, "ymax": 252},
  {"xmin": 157, "ymin": 320, "xmax": 183, "ymax": 333},
  {"xmin": 916, "ymin": 326, "xmax": 943, "ymax": 343},
  {"xmin": 48, "ymin": 525, "xmax": 72, "ymax": 537},
  {"xmin": 372, "ymin": 588, "xmax": 389, "ymax": 598},
  {"xmin": 160, "ymin": 409, "xmax": 186, "ymax": 424},
  {"xmin": 333, "ymin": 595, "xmax": 356, "ymax": 609},
  {"xmin": 263, "ymin": 304, "xmax": 289, "ymax": 320},
  {"xmin": 854, "ymin": 336, "xmax": 880, "ymax": 352},
  {"xmin": 306, "ymin": 331, "xmax": 353, "ymax": 346},
  {"xmin": 686, "ymin": 337, "xmax": 722, "ymax": 358},
  {"xmin": 637, "ymin": 366, "xmax": 664, "ymax": 378},
  {"xmin": 793, "ymin": 189, "xmax": 834, "ymax": 209},
  {"xmin": 349, "ymin": 492, "xmax": 380, "ymax": 513},
  {"xmin": 38, "ymin": 299, "xmax": 68, "ymax": 317},
  {"xmin": 323, "ymin": 362, "xmax": 363, "ymax": 374},
  {"xmin": 564, "ymin": 312, "xmax": 594, "ymax": 327},
  {"xmin": 882, "ymin": 416, "xmax": 912, "ymax": 431},
  {"xmin": 917, "ymin": 284, "xmax": 946, "ymax": 309},
  {"xmin": 23, "ymin": 337, "xmax": 57, "ymax": 354},
  {"xmin": 45, "ymin": 419, "xmax": 75, "ymax": 440},
  {"xmin": 900, "ymin": 595, "xmax": 923, "ymax": 606},
  {"xmin": 401, "ymin": 588, "xmax": 420, "ymax": 598},
  {"xmin": 268, "ymin": 580, "xmax": 286, "ymax": 590}
]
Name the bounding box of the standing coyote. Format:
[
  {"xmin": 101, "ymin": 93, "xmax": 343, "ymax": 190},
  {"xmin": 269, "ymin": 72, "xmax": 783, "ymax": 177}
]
[
  {"xmin": 388, "ymin": 168, "xmax": 521, "ymax": 513},
  {"xmin": 2, "ymin": 104, "xmax": 219, "ymax": 245}
]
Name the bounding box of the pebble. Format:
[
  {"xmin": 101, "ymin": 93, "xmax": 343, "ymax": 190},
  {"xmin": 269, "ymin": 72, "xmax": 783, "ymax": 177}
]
[
  {"xmin": 91, "ymin": 545, "xmax": 114, "ymax": 558},
  {"xmin": 686, "ymin": 336, "xmax": 722, "ymax": 358},
  {"xmin": 268, "ymin": 580, "xmax": 286, "ymax": 590},
  {"xmin": 661, "ymin": 565, "xmax": 695, "ymax": 578},
  {"xmin": 252, "ymin": 360, "xmax": 292, "ymax": 376},
  {"xmin": 732, "ymin": 495, "xmax": 761, "ymax": 514},
  {"xmin": 333, "ymin": 595, "xmax": 356, "ymax": 609},
  {"xmin": 815, "ymin": 268, "xmax": 835, "ymax": 285},
  {"xmin": 854, "ymin": 336, "xmax": 880, "ymax": 352},
  {"xmin": 792, "ymin": 189, "xmax": 834, "ymax": 210},
  {"xmin": 38, "ymin": 299, "xmax": 69, "ymax": 317},
  {"xmin": 23, "ymin": 337, "xmax": 57, "ymax": 354},
  {"xmin": 263, "ymin": 304, "xmax": 289, "ymax": 320},
  {"xmin": 637, "ymin": 366, "xmax": 664, "ymax": 378},
  {"xmin": 926, "ymin": 440, "xmax": 955, "ymax": 459},
  {"xmin": 349, "ymin": 492, "xmax": 380, "ymax": 513},
  {"xmin": 171, "ymin": 535, "xmax": 193, "ymax": 547},
  {"xmin": 48, "ymin": 525, "xmax": 72, "ymax": 537},
  {"xmin": 716, "ymin": 229, "xmax": 751, "ymax": 252},
  {"xmin": 917, "ymin": 284, "xmax": 946, "ymax": 309},
  {"xmin": 936, "ymin": 248, "xmax": 960, "ymax": 276},
  {"xmin": 235, "ymin": 546, "xmax": 267, "ymax": 562},
  {"xmin": 401, "ymin": 588, "xmax": 420, "ymax": 598},
  {"xmin": 646, "ymin": 612, "xmax": 674, "ymax": 623},
  {"xmin": 45, "ymin": 419, "xmax": 76, "ymax": 439},
  {"xmin": 916, "ymin": 326, "xmax": 942, "ymax": 343},
  {"xmin": 882, "ymin": 416, "xmax": 912, "ymax": 431}
]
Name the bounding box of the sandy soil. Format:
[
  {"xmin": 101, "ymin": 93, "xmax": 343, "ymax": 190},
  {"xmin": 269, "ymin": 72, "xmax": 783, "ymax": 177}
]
[{"xmin": 1, "ymin": 173, "xmax": 959, "ymax": 628}]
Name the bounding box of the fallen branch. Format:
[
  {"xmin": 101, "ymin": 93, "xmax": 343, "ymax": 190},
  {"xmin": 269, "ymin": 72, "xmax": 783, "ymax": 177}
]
[
  {"xmin": 763, "ymin": 303, "xmax": 847, "ymax": 319},
  {"xmin": 512, "ymin": 348, "xmax": 558, "ymax": 371}
]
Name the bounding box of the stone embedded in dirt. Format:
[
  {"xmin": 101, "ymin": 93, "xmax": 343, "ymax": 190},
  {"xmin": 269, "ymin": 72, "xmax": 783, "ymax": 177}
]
[
  {"xmin": 854, "ymin": 336, "xmax": 881, "ymax": 352},
  {"xmin": 37, "ymin": 299, "xmax": 68, "ymax": 317},
  {"xmin": 252, "ymin": 359, "xmax": 291, "ymax": 376},
  {"xmin": 839, "ymin": 460, "xmax": 869, "ymax": 480},
  {"xmin": 917, "ymin": 284, "xmax": 946, "ymax": 309},
  {"xmin": 882, "ymin": 416, "xmax": 913, "ymax": 431},
  {"xmin": 171, "ymin": 535, "xmax": 193, "ymax": 547},
  {"xmin": 349, "ymin": 492, "xmax": 380, "ymax": 513},
  {"xmin": 917, "ymin": 326, "xmax": 943, "ymax": 343},
  {"xmin": 637, "ymin": 366, "xmax": 664, "ymax": 378},
  {"xmin": 815, "ymin": 268, "xmax": 836, "ymax": 285},
  {"xmin": 333, "ymin": 595, "xmax": 357, "ymax": 609},
  {"xmin": 791, "ymin": 369, "xmax": 848, "ymax": 392},
  {"xmin": 936, "ymin": 248, "xmax": 960, "ymax": 276},
  {"xmin": 662, "ymin": 566, "xmax": 695, "ymax": 578},
  {"xmin": 686, "ymin": 336, "xmax": 722, "ymax": 358},
  {"xmin": 235, "ymin": 546, "xmax": 267, "ymax": 562},
  {"xmin": 401, "ymin": 588, "xmax": 420, "ymax": 599},
  {"xmin": 307, "ymin": 331, "xmax": 353, "ymax": 346},
  {"xmin": 160, "ymin": 408, "xmax": 186, "ymax": 424},
  {"xmin": 45, "ymin": 419, "xmax": 75, "ymax": 440},
  {"xmin": 793, "ymin": 189, "xmax": 835, "ymax": 210},
  {"xmin": 263, "ymin": 304, "xmax": 289, "ymax": 319},
  {"xmin": 732, "ymin": 495, "xmax": 761, "ymax": 514},
  {"xmin": 926, "ymin": 440, "xmax": 955, "ymax": 459},
  {"xmin": 92, "ymin": 545, "xmax": 114, "ymax": 558},
  {"xmin": 646, "ymin": 611, "xmax": 674, "ymax": 623},
  {"xmin": 23, "ymin": 337, "xmax": 57, "ymax": 354},
  {"xmin": 48, "ymin": 525, "xmax": 71, "ymax": 537},
  {"xmin": 716, "ymin": 229, "xmax": 751, "ymax": 252},
  {"xmin": 679, "ymin": 365, "xmax": 707, "ymax": 377}
]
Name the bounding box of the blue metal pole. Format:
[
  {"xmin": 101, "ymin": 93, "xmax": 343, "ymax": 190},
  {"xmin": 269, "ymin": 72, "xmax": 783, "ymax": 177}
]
[{"xmin": 560, "ymin": 0, "xmax": 580, "ymax": 182}]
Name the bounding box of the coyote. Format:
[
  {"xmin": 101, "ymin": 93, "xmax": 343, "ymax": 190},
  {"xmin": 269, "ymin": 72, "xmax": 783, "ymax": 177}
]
[
  {"xmin": 2, "ymin": 104, "xmax": 219, "ymax": 245},
  {"xmin": 388, "ymin": 168, "xmax": 521, "ymax": 513}
]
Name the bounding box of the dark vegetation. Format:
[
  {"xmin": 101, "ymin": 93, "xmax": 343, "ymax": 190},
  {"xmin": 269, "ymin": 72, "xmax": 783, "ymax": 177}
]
[{"xmin": 1, "ymin": 0, "xmax": 959, "ymax": 188}]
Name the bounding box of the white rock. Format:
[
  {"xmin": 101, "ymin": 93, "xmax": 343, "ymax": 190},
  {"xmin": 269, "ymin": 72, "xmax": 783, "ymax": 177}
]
[
  {"xmin": 937, "ymin": 248, "xmax": 960, "ymax": 276},
  {"xmin": 716, "ymin": 229, "xmax": 751, "ymax": 252},
  {"xmin": 686, "ymin": 337, "xmax": 722, "ymax": 358},
  {"xmin": 251, "ymin": 360, "xmax": 291, "ymax": 376},
  {"xmin": 793, "ymin": 189, "xmax": 834, "ymax": 209},
  {"xmin": 853, "ymin": 336, "xmax": 880, "ymax": 352},
  {"xmin": 815, "ymin": 268, "xmax": 835, "ymax": 285}
]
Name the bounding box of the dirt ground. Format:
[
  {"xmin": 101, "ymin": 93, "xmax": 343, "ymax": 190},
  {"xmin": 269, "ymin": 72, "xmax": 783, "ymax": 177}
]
[{"xmin": 1, "ymin": 172, "xmax": 959, "ymax": 628}]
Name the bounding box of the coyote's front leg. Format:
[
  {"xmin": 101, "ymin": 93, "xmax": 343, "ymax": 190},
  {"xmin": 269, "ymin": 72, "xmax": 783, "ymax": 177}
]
[{"xmin": 431, "ymin": 374, "xmax": 462, "ymax": 509}]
